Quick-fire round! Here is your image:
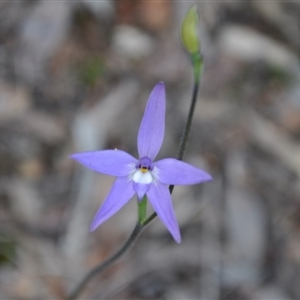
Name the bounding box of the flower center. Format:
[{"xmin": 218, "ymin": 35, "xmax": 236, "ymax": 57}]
[
  {"xmin": 133, "ymin": 169, "xmax": 152, "ymax": 184},
  {"xmin": 136, "ymin": 156, "xmax": 153, "ymax": 172},
  {"xmin": 132, "ymin": 157, "xmax": 155, "ymax": 184},
  {"xmin": 140, "ymin": 167, "xmax": 148, "ymax": 174}
]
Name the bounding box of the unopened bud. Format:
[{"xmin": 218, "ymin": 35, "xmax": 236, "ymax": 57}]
[{"xmin": 181, "ymin": 5, "xmax": 200, "ymax": 55}]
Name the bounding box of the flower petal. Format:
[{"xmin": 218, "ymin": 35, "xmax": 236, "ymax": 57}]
[
  {"xmin": 133, "ymin": 182, "xmax": 150, "ymax": 200},
  {"xmin": 137, "ymin": 82, "xmax": 166, "ymax": 160},
  {"xmin": 155, "ymin": 158, "xmax": 212, "ymax": 185},
  {"xmin": 147, "ymin": 183, "xmax": 181, "ymax": 243},
  {"xmin": 70, "ymin": 149, "xmax": 137, "ymax": 177},
  {"xmin": 90, "ymin": 177, "xmax": 135, "ymax": 231}
]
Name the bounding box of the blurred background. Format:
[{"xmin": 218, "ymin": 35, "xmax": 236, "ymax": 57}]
[{"xmin": 1, "ymin": 1, "xmax": 300, "ymax": 299}]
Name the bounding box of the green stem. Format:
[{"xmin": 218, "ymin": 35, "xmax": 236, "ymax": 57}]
[
  {"xmin": 138, "ymin": 196, "xmax": 148, "ymax": 224},
  {"xmin": 67, "ymin": 223, "xmax": 143, "ymax": 300},
  {"xmin": 177, "ymin": 81, "xmax": 200, "ymax": 161},
  {"xmin": 67, "ymin": 59, "xmax": 203, "ymax": 300}
]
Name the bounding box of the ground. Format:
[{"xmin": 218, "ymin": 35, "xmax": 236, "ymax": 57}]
[{"xmin": 1, "ymin": 1, "xmax": 300, "ymax": 299}]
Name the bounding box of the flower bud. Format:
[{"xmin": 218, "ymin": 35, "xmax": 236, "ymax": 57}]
[{"xmin": 181, "ymin": 5, "xmax": 200, "ymax": 55}]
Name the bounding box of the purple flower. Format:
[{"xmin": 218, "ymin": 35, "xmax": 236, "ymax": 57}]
[{"xmin": 70, "ymin": 82, "xmax": 212, "ymax": 243}]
